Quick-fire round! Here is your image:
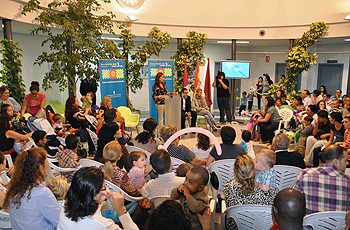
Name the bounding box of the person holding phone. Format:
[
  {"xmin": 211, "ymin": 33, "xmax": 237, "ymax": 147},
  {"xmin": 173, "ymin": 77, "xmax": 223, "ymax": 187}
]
[{"xmin": 212, "ymin": 71, "xmax": 232, "ymax": 124}]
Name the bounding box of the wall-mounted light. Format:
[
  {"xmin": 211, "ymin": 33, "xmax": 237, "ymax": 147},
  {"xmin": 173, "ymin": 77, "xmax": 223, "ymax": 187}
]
[
  {"xmin": 217, "ymin": 41, "xmax": 249, "ymax": 44},
  {"xmin": 344, "ymin": 38, "xmax": 350, "ymax": 42},
  {"xmin": 344, "ymin": 15, "xmax": 350, "ymax": 21},
  {"xmin": 126, "ymin": 15, "xmax": 138, "ymax": 25}
]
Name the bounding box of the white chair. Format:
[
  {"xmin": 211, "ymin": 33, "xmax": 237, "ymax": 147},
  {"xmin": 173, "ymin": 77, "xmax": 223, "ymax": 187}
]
[
  {"xmin": 274, "ymin": 165, "xmax": 302, "ymax": 190},
  {"xmin": 48, "ymin": 158, "xmax": 80, "ymax": 175},
  {"xmin": 5, "ymin": 155, "xmax": 13, "ymax": 168},
  {"xmin": 303, "ymin": 211, "xmax": 346, "ymax": 230},
  {"xmin": 171, "ymin": 157, "xmax": 186, "ymax": 173},
  {"xmin": 0, "ymin": 170, "xmax": 9, "ymax": 184},
  {"xmin": 275, "ymin": 108, "xmax": 293, "ymax": 134},
  {"xmin": 104, "ymin": 180, "xmax": 144, "ymax": 203},
  {"xmin": 0, "ymin": 209, "xmax": 11, "ymax": 229},
  {"xmin": 220, "ymin": 205, "xmax": 274, "ymax": 230},
  {"xmin": 79, "ymin": 159, "xmax": 104, "ymax": 168},
  {"xmin": 149, "ymin": 196, "xmax": 171, "ymax": 212},
  {"xmin": 126, "ymin": 146, "xmax": 152, "ymax": 166}
]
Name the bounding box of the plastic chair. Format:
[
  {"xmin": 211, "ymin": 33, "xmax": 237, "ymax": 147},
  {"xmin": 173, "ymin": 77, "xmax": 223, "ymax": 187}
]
[
  {"xmin": 79, "ymin": 159, "xmax": 104, "ymax": 168},
  {"xmin": 117, "ymin": 106, "xmax": 140, "ymax": 136},
  {"xmin": 126, "ymin": 146, "xmax": 152, "ymax": 166},
  {"xmin": 0, "ymin": 209, "xmax": 11, "ymax": 229},
  {"xmin": 48, "ymin": 158, "xmax": 80, "ymax": 174},
  {"xmin": 0, "ymin": 170, "xmax": 9, "ymax": 184},
  {"xmin": 171, "ymin": 157, "xmax": 186, "ymax": 173},
  {"xmin": 274, "ymin": 165, "xmax": 302, "ymax": 190},
  {"xmin": 5, "ymin": 155, "xmax": 13, "ymax": 168},
  {"xmin": 302, "ymin": 211, "xmax": 346, "ymax": 230},
  {"xmin": 275, "ymin": 108, "xmax": 294, "ymax": 135},
  {"xmin": 150, "ymin": 196, "xmax": 171, "ymax": 212},
  {"xmin": 221, "ymin": 205, "xmax": 274, "ymax": 230},
  {"xmin": 104, "ymin": 180, "xmax": 144, "ymax": 203}
]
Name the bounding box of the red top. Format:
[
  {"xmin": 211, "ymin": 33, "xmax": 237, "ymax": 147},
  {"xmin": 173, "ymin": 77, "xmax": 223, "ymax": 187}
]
[{"xmin": 25, "ymin": 93, "xmax": 46, "ymax": 116}]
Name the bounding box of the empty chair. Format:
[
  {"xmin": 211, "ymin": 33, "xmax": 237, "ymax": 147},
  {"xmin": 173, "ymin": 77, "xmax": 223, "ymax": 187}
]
[
  {"xmin": 117, "ymin": 106, "xmax": 140, "ymax": 136},
  {"xmin": 274, "ymin": 165, "xmax": 302, "ymax": 190},
  {"xmin": 221, "ymin": 205, "xmax": 274, "ymax": 230},
  {"xmin": 79, "ymin": 158, "xmax": 103, "ymax": 168},
  {"xmin": 302, "ymin": 211, "xmax": 346, "ymax": 230},
  {"xmin": 275, "ymin": 108, "xmax": 293, "ymax": 135},
  {"xmin": 126, "ymin": 146, "xmax": 151, "ymax": 166},
  {"xmin": 171, "ymin": 157, "xmax": 186, "ymax": 173}
]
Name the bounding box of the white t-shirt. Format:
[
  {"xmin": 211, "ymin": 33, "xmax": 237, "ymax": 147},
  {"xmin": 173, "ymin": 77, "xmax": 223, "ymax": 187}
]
[{"xmin": 191, "ymin": 146, "xmax": 212, "ymax": 160}]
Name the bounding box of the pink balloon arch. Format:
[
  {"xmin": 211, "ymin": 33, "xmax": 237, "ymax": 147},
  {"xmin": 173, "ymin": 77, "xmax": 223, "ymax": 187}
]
[{"xmin": 159, "ymin": 127, "xmax": 222, "ymax": 156}]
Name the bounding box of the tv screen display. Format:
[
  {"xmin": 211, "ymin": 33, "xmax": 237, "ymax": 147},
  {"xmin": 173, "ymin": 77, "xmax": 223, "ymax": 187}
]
[{"xmin": 221, "ymin": 61, "xmax": 251, "ymax": 79}]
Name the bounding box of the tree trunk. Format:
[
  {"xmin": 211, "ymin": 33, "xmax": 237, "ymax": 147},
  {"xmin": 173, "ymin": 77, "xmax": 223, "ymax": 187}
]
[{"xmin": 66, "ymin": 35, "xmax": 76, "ymax": 96}]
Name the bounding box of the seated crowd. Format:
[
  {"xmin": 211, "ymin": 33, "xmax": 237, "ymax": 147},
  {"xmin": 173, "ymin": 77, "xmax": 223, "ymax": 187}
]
[{"xmin": 0, "ymin": 81, "xmax": 350, "ymax": 230}]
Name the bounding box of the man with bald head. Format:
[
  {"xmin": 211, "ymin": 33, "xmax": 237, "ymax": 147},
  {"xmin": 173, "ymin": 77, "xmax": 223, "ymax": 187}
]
[
  {"xmin": 272, "ymin": 188, "xmax": 306, "ymax": 230},
  {"xmin": 293, "ymin": 145, "xmax": 350, "ymax": 214}
]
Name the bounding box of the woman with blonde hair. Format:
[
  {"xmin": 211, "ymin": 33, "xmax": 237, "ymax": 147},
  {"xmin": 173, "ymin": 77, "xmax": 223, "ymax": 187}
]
[
  {"xmin": 224, "ymin": 155, "xmax": 277, "ymax": 230},
  {"xmin": 100, "ymin": 141, "xmax": 141, "ymax": 197},
  {"xmin": 96, "ymin": 96, "xmax": 112, "ymax": 119}
]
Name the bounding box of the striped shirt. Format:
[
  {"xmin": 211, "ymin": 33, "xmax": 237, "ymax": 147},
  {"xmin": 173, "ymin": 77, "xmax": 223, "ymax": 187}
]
[{"xmin": 293, "ymin": 164, "xmax": 350, "ymax": 214}]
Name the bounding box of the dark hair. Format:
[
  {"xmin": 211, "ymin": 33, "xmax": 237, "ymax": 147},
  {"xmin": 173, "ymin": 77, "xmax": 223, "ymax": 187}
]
[
  {"xmin": 0, "ymin": 86, "xmax": 8, "ymax": 94},
  {"xmin": 242, "ymin": 91, "xmax": 247, "ymax": 95},
  {"xmin": 242, "ymin": 130, "xmax": 251, "ymax": 142},
  {"xmin": 32, "ymin": 130, "xmax": 47, "ymax": 144},
  {"xmin": 86, "ymin": 92, "xmax": 95, "ymax": 98},
  {"xmin": 176, "ymin": 163, "xmax": 193, "ymax": 177},
  {"xmin": 281, "ymin": 94, "xmax": 286, "ymax": 99},
  {"xmin": 190, "ymin": 167, "xmax": 209, "ymax": 186},
  {"xmin": 304, "ymin": 115, "xmax": 313, "ymax": 123},
  {"xmin": 135, "ymin": 118, "xmax": 157, "ymax": 144},
  {"xmin": 0, "ymin": 115, "xmax": 10, "ymax": 135},
  {"xmin": 53, "ymin": 114, "xmax": 61, "ymax": 122},
  {"xmin": 65, "ymin": 167, "xmax": 104, "ymax": 222},
  {"xmin": 0, "ymin": 152, "xmax": 5, "ymax": 166},
  {"xmin": 294, "ymin": 96, "xmax": 303, "ymax": 105},
  {"xmin": 4, "ymin": 147, "xmax": 47, "ymax": 210},
  {"xmin": 317, "ymin": 110, "xmax": 329, "ymax": 119},
  {"xmin": 66, "ymin": 134, "xmax": 78, "ymax": 150},
  {"xmin": 308, "ymin": 105, "xmax": 318, "ymax": 114},
  {"xmin": 65, "ymin": 96, "xmax": 78, "ymax": 119},
  {"xmin": 0, "ymin": 104, "xmax": 12, "ymax": 117},
  {"xmin": 313, "ymin": 90, "xmax": 320, "ymax": 97},
  {"xmin": 324, "ymin": 93, "xmax": 331, "ymax": 99},
  {"xmin": 221, "ymin": 126, "xmax": 236, "ymax": 144},
  {"xmin": 104, "ymin": 108, "xmax": 117, "ymax": 123},
  {"xmin": 96, "ymin": 122, "xmax": 120, "ymax": 161},
  {"xmin": 265, "ymin": 74, "xmax": 273, "ymax": 85},
  {"xmin": 330, "ymin": 112, "xmax": 343, "ymax": 123},
  {"xmin": 154, "ymin": 72, "xmax": 164, "ymax": 88},
  {"xmin": 145, "ymin": 200, "xmax": 192, "ymax": 230},
  {"xmin": 150, "ymin": 149, "xmax": 171, "ymax": 174},
  {"xmin": 266, "ymin": 96, "xmax": 275, "ymax": 108},
  {"xmin": 218, "ymin": 71, "xmax": 225, "ymax": 79},
  {"xmin": 319, "ymin": 85, "xmax": 327, "ymax": 94},
  {"xmin": 181, "ymin": 88, "xmax": 188, "ymax": 93},
  {"xmin": 336, "ymin": 89, "xmax": 342, "ymax": 94},
  {"xmin": 322, "ymin": 145, "xmax": 346, "ymax": 163},
  {"xmin": 317, "ymin": 100, "xmax": 326, "ymax": 110},
  {"xmin": 275, "ymin": 97, "xmax": 281, "ymax": 102},
  {"xmin": 303, "ymin": 90, "xmax": 310, "ymax": 96},
  {"xmin": 277, "ymin": 90, "xmax": 285, "ymax": 95},
  {"xmin": 197, "ymin": 133, "xmax": 210, "ymax": 151},
  {"xmin": 258, "ymin": 76, "xmax": 263, "ymax": 82},
  {"xmin": 339, "ymin": 100, "xmax": 344, "ymax": 107},
  {"xmin": 29, "ymin": 81, "xmax": 40, "ymax": 92},
  {"xmin": 128, "ymin": 151, "xmax": 147, "ymax": 167}
]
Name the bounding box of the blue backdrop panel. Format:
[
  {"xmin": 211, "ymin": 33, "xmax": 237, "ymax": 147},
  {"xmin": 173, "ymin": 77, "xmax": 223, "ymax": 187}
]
[
  {"xmin": 99, "ymin": 59, "xmax": 127, "ymax": 108},
  {"xmin": 148, "ymin": 60, "xmax": 174, "ymax": 124}
]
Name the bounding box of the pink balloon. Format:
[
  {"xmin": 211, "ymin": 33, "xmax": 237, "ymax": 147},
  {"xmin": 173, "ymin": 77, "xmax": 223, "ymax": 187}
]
[{"xmin": 160, "ymin": 127, "xmax": 222, "ymax": 156}]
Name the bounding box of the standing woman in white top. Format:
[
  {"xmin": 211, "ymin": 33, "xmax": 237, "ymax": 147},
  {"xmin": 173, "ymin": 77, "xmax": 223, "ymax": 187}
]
[
  {"xmin": 152, "ymin": 72, "xmax": 176, "ymax": 129},
  {"xmin": 58, "ymin": 167, "xmax": 138, "ymax": 230}
]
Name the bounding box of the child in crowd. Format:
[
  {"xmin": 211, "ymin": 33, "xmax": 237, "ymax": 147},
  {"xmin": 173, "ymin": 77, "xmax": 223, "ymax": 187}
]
[
  {"xmin": 55, "ymin": 134, "xmax": 80, "ymax": 182},
  {"xmin": 128, "ymin": 151, "xmax": 153, "ymax": 190},
  {"xmin": 47, "ymin": 177, "xmax": 69, "ymax": 209},
  {"xmin": 176, "ymin": 163, "xmax": 193, "ymax": 177},
  {"xmin": 240, "ymin": 130, "xmax": 255, "ymax": 160},
  {"xmin": 171, "ymin": 167, "xmax": 209, "ymax": 230},
  {"xmin": 141, "ymin": 149, "xmax": 184, "ymax": 200},
  {"xmin": 81, "ymin": 92, "xmax": 94, "ymax": 115},
  {"xmin": 294, "ymin": 115, "xmax": 313, "ymax": 156},
  {"xmin": 191, "ymin": 133, "xmax": 212, "ymax": 160},
  {"xmin": 247, "ymin": 91, "xmax": 254, "ymax": 112},
  {"xmin": 281, "ymin": 94, "xmax": 288, "ymax": 105},
  {"xmin": 239, "ymin": 91, "xmax": 247, "ymax": 116},
  {"xmin": 254, "ymin": 149, "xmax": 279, "ymax": 192},
  {"xmin": 32, "ymin": 130, "xmax": 64, "ymax": 157},
  {"xmin": 52, "ymin": 114, "xmax": 69, "ymax": 130},
  {"xmin": 275, "ymin": 97, "xmax": 282, "ymax": 108}
]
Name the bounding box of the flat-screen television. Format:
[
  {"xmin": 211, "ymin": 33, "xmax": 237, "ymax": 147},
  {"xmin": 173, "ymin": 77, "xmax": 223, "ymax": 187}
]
[{"xmin": 220, "ymin": 60, "xmax": 251, "ymax": 79}]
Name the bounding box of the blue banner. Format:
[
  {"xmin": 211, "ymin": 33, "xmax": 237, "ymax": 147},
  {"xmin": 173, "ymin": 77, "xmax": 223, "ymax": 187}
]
[
  {"xmin": 148, "ymin": 60, "xmax": 174, "ymax": 124},
  {"xmin": 99, "ymin": 59, "xmax": 127, "ymax": 108}
]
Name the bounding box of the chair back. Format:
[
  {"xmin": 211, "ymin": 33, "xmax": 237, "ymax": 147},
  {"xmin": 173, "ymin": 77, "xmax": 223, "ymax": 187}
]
[
  {"xmin": 126, "ymin": 146, "xmax": 152, "ymax": 166},
  {"xmin": 104, "ymin": 179, "xmax": 144, "ymax": 202},
  {"xmin": 149, "ymin": 196, "xmax": 171, "ymax": 212},
  {"xmin": 303, "ymin": 211, "xmax": 346, "ymax": 230},
  {"xmin": 223, "ymin": 205, "xmax": 274, "ymax": 230},
  {"xmin": 79, "ymin": 159, "xmax": 104, "ymax": 168},
  {"xmin": 208, "ymin": 159, "xmax": 236, "ymax": 195},
  {"xmin": 48, "ymin": 158, "xmax": 80, "ymax": 173},
  {"xmin": 0, "ymin": 210, "xmax": 11, "ymax": 229},
  {"xmin": 5, "ymin": 155, "xmax": 13, "ymax": 168},
  {"xmin": 0, "ymin": 170, "xmax": 9, "ymax": 184},
  {"xmin": 274, "ymin": 165, "xmax": 302, "ymax": 190},
  {"xmin": 171, "ymin": 157, "xmax": 186, "ymax": 173},
  {"xmin": 279, "ymin": 108, "xmax": 293, "ymax": 121},
  {"xmin": 117, "ymin": 106, "xmax": 140, "ymax": 128}
]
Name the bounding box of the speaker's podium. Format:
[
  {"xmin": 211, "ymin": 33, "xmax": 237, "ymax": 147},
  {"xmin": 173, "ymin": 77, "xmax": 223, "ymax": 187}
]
[{"xmin": 165, "ymin": 95, "xmax": 181, "ymax": 130}]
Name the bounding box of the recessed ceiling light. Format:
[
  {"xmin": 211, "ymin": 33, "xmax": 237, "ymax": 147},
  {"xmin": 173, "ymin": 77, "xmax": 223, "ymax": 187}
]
[
  {"xmin": 217, "ymin": 41, "xmax": 249, "ymax": 44},
  {"xmin": 344, "ymin": 38, "xmax": 350, "ymax": 42},
  {"xmin": 345, "ymin": 15, "xmax": 350, "ymax": 20}
]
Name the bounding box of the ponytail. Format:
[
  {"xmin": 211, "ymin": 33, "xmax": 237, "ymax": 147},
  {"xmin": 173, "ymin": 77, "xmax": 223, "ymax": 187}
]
[
  {"xmin": 234, "ymin": 155, "xmax": 256, "ymax": 195},
  {"xmin": 102, "ymin": 141, "xmax": 122, "ymax": 181},
  {"xmin": 104, "ymin": 160, "xmax": 114, "ymax": 181}
]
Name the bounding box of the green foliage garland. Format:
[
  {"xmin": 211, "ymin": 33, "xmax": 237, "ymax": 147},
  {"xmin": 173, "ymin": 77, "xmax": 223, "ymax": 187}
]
[
  {"xmin": 0, "ymin": 39, "xmax": 26, "ymax": 102},
  {"xmin": 269, "ymin": 21, "xmax": 328, "ymax": 99},
  {"xmin": 171, "ymin": 31, "xmax": 207, "ymax": 93}
]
